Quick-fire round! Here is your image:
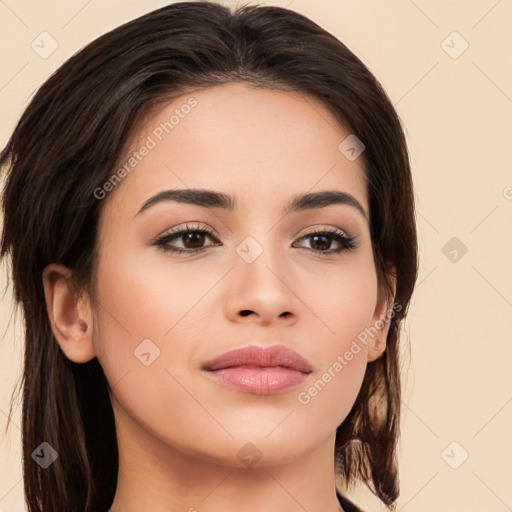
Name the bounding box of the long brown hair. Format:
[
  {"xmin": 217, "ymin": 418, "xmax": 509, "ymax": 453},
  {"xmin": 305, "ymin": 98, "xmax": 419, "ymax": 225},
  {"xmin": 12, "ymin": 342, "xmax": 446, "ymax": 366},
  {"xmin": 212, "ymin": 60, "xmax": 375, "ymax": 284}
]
[{"xmin": 0, "ymin": 2, "xmax": 418, "ymax": 510}]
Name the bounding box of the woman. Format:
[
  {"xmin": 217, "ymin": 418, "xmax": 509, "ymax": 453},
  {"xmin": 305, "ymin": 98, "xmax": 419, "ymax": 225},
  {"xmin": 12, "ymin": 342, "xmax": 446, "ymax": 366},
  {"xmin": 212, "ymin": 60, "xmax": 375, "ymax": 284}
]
[{"xmin": 0, "ymin": 2, "xmax": 418, "ymax": 511}]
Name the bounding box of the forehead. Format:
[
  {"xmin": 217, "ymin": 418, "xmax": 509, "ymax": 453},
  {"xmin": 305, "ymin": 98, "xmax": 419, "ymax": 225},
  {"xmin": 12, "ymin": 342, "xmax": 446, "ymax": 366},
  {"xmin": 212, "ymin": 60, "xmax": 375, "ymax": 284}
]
[{"xmin": 102, "ymin": 82, "xmax": 368, "ymax": 221}]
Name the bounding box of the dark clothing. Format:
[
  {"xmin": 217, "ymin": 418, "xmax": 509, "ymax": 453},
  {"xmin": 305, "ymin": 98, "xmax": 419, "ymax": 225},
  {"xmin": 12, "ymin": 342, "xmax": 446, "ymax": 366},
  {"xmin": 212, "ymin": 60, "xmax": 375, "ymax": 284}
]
[{"xmin": 337, "ymin": 490, "xmax": 364, "ymax": 512}]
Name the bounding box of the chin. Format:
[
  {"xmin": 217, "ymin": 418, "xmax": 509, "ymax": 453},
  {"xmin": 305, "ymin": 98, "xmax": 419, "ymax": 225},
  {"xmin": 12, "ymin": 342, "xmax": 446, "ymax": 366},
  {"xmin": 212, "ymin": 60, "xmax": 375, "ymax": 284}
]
[{"xmin": 188, "ymin": 431, "xmax": 319, "ymax": 468}]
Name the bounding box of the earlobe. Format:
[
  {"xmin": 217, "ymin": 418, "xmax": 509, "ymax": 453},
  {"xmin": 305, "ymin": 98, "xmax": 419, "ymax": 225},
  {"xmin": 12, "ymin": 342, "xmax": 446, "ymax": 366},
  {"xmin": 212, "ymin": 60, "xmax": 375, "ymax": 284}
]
[
  {"xmin": 42, "ymin": 263, "xmax": 96, "ymax": 363},
  {"xmin": 367, "ymin": 320, "xmax": 389, "ymax": 362},
  {"xmin": 367, "ymin": 264, "xmax": 397, "ymax": 362}
]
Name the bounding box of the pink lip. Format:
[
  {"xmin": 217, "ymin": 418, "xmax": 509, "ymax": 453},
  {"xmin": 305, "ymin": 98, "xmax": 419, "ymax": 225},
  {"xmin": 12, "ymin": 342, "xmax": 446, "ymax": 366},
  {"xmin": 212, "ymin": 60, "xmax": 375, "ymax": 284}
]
[{"xmin": 202, "ymin": 345, "xmax": 313, "ymax": 395}]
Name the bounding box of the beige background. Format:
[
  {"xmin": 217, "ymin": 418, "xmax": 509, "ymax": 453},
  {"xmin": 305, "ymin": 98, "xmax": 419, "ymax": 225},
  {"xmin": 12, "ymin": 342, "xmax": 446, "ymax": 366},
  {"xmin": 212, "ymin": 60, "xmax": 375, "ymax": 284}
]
[{"xmin": 1, "ymin": 1, "xmax": 511, "ymax": 511}]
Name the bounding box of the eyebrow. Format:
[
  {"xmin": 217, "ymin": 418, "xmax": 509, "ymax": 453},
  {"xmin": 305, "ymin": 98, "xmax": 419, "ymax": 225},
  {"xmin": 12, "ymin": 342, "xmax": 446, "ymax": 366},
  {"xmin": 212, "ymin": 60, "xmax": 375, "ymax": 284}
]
[{"xmin": 135, "ymin": 188, "xmax": 368, "ymax": 222}]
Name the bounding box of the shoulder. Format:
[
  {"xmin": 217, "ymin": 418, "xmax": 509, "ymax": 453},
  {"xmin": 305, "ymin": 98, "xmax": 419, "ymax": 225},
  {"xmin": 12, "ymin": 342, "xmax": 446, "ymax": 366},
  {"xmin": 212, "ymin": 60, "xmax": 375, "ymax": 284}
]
[{"xmin": 336, "ymin": 490, "xmax": 365, "ymax": 512}]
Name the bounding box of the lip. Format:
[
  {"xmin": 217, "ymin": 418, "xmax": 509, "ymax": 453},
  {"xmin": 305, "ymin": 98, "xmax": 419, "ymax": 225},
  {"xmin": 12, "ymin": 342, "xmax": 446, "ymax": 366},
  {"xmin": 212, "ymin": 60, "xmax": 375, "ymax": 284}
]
[{"xmin": 202, "ymin": 344, "xmax": 313, "ymax": 395}]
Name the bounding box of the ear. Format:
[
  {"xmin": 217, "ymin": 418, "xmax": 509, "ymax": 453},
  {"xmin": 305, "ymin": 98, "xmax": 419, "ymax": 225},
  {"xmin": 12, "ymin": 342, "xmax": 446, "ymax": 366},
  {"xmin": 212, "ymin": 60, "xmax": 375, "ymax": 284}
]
[
  {"xmin": 42, "ymin": 263, "xmax": 96, "ymax": 363},
  {"xmin": 367, "ymin": 263, "xmax": 397, "ymax": 363}
]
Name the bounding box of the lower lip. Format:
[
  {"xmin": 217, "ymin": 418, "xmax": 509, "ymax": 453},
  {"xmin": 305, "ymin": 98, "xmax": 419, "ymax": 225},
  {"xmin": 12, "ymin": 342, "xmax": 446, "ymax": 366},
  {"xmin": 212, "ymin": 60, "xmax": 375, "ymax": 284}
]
[{"xmin": 204, "ymin": 366, "xmax": 309, "ymax": 395}]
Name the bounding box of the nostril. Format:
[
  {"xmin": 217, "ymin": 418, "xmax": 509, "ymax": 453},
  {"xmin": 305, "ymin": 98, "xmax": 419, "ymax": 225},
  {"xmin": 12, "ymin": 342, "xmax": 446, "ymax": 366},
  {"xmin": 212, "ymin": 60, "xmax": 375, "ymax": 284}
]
[{"xmin": 240, "ymin": 310, "xmax": 253, "ymax": 316}]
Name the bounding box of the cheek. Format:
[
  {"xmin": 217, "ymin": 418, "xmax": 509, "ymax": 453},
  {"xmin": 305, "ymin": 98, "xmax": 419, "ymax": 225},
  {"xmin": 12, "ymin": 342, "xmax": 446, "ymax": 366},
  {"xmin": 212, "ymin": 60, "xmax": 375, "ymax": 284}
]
[
  {"xmin": 93, "ymin": 240, "xmax": 214, "ymax": 343},
  {"xmin": 294, "ymin": 258, "xmax": 377, "ymax": 422},
  {"xmin": 294, "ymin": 348, "xmax": 367, "ymax": 444},
  {"xmin": 90, "ymin": 242, "xmax": 221, "ymax": 403},
  {"xmin": 290, "ymin": 286, "xmax": 375, "ymax": 437},
  {"xmin": 90, "ymin": 249, "xmax": 218, "ymax": 455},
  {"xmin": 306, "ymin": 253, "xmax": 378, "ymax": 350}
]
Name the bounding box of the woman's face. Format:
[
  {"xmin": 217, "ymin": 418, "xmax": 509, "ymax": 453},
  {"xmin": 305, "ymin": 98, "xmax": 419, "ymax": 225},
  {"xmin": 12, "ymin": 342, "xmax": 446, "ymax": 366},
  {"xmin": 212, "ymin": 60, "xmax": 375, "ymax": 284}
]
[{"xmin": 91, "ymin": 82, "xmax": 387, "ymax": 467}]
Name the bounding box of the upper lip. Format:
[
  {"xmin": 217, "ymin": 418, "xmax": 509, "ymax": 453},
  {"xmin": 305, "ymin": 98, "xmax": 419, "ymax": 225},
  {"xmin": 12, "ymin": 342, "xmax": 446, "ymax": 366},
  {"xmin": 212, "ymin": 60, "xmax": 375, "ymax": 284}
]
[{"xmin": 202, "ymin": 344, "xmax": 313, "ymax": 373}]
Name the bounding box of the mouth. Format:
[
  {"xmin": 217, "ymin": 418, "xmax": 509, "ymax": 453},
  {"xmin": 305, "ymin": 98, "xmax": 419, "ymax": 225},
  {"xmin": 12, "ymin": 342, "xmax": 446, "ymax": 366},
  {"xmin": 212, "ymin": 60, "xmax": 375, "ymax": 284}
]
[{"xmin": 202, "ymin": 344, "xmax": 313, "ymax": 395}]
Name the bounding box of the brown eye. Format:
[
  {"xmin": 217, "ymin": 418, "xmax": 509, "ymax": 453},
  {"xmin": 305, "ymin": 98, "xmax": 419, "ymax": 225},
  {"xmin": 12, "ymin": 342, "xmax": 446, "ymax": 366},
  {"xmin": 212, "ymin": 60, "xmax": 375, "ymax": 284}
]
[
  {"xmin": 153, "ymin": 224, "xmax": 219, "ymax": 254},
  {"xmin": 293, "ymin": 228, "xmax": 357, "ymax": 255},
  {"xmin": 181, "ymin": 231, "xmax": 207, "ymax": 249},
  {"xmin": 308, "ymin": 234, "xmax": 332, "ymax": 251}
]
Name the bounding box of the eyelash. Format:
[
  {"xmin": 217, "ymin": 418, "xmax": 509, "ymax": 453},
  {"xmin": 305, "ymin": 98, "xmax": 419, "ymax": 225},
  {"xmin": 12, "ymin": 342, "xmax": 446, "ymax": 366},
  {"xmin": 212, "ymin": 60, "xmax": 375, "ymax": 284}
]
[{"xmin": 152, "ymin": 223, "xmax": 357, "ymax": 256}]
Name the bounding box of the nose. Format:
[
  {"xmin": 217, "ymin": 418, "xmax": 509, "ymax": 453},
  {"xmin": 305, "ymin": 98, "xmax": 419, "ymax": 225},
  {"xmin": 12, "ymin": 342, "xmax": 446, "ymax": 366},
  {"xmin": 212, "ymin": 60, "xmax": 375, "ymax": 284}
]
[{"xmin": 224, "ymin": 238, "xmax": 299, "ymax": 327}]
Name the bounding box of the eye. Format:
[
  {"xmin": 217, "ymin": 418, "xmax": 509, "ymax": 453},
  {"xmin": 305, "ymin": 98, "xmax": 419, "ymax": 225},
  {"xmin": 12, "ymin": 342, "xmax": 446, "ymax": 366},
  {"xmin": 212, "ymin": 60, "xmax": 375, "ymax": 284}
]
[
  {"xmin": 292, "ymin": 227, "xmax": 357, "ymax": 255},
  {"xmin": 152, "ymin": 224, "xmax": 357, "ymax": 256},
  {"xmin": 152, "ymin": 223, "xmax": 219, "ymax": 254}
]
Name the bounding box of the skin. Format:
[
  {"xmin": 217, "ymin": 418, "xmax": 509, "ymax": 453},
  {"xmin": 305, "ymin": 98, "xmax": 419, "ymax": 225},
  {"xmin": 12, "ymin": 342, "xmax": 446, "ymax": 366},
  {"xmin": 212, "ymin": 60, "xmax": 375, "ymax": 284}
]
[{"xmin": 43, "ymin": 82, "xmax": 395, "ymax": 512}]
